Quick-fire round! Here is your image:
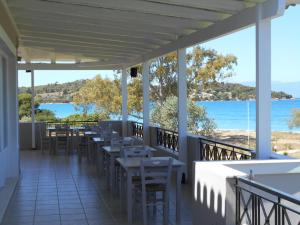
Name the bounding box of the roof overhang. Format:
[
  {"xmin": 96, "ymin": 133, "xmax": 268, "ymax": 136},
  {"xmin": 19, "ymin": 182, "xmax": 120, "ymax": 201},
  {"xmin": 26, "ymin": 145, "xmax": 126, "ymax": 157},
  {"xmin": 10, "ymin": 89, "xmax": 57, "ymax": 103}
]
[{"xmin": 3, "ymin": 0, "xmax": 290, "ymax": 70}]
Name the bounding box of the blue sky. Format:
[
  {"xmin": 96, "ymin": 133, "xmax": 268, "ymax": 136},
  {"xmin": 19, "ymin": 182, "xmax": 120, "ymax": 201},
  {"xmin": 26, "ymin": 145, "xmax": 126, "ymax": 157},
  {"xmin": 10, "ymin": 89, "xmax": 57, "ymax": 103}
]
[{"xmin": 18, "ymin": 5, "xmax": 300, "ymax": 87}]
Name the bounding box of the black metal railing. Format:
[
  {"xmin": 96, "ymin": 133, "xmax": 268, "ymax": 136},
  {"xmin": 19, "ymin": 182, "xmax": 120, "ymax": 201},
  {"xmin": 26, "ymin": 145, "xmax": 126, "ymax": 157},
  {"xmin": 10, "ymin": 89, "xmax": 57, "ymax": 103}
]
[
  {"xmin": 157, "ymin": 128, "xmax": 179, "ymax": 153},
  {"xmin": 199, "ymin": 136, "xmax": 256, "ymax": 160},
  {"xmin": 132, "ymin": 122, "xmax": 143, "ymax": 138},
  {"xmin": 46, "ymin": 120, "xmax": 98, "ymax": 129},
  {"xmin": 236, "ymin": 177, "xmax": 300, "ymax": 225}
]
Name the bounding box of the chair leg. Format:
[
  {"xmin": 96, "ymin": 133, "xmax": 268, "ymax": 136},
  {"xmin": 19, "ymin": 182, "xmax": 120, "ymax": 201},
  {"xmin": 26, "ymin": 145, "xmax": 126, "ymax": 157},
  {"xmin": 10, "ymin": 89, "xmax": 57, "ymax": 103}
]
[
  {"xmin": 163, "ymin": 191, "xmax": 169, "ymax": 225},
  {"xmin": 142, "ymin": 190, "xmax": 147, "ymax": 225}
]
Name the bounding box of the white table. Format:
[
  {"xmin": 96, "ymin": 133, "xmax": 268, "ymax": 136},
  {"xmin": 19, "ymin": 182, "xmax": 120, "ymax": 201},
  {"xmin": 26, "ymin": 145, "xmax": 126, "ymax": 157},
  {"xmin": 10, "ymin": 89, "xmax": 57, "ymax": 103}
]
[
  {"xmin": 102, "ymin": 143, "xmax": 151, "ymax": 190},
  {"xmin": 116, "ymin": 156, "xmax": 185, "ymax": 224}
]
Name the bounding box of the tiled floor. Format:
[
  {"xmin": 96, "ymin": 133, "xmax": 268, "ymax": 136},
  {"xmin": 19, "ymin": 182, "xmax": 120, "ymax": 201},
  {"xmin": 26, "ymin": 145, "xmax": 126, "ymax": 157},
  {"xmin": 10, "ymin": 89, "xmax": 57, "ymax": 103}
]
[{"xmin": 1, "ymin": 151, "xmax": 193, "ymax": 225}]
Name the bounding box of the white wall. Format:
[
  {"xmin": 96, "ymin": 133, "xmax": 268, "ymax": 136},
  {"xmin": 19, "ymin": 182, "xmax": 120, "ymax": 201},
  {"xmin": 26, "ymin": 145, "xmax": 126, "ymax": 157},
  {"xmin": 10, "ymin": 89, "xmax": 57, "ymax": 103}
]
[{"xmin": 0, "ymin": 35, "xmax": 19, "ymax": 222}]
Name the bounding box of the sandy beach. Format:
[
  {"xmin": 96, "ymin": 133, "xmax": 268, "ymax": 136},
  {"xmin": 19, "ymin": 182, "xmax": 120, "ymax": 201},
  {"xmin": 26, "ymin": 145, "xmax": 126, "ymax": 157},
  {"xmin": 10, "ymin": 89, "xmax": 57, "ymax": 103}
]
[{"xmin": 214, "ymin": 130, "xmax": 300, "ymax": 158}]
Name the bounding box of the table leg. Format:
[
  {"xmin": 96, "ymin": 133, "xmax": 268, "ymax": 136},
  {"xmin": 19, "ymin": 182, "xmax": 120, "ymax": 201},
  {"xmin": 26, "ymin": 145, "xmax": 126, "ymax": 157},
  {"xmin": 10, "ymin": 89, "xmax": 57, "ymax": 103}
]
[
  {"xmin": 176, "ymin": 168, "xmax": 182, "ymax": 222},
  {"xmin": 127, "ymin": 170, "xmax": 133, "ymax": 224},
  {"xmin": 110, "ymin": 155, "xmax": 114, "ymax": 190}
]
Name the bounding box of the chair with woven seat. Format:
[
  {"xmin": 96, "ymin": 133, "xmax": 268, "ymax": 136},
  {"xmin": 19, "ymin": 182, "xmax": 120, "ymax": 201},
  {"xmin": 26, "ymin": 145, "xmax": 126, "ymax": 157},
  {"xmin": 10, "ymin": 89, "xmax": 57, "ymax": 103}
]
[
  {"xmin": 137, "ymin": 158, "xmax": 173, "ymax": 225},
  {"xmin": 55, "ymin": 129, "xmax": 70, "ymax": 155},
  {"xmin": 38, "ymin": 123, "xmax": 51, "ymax": 154},
  {"xmin": 122, "ymin": 146, "xmax": 152, "ymax": 159},
  {"xmin": 78, "ymin": 135, "xmax": 89, "ymax": 161}
]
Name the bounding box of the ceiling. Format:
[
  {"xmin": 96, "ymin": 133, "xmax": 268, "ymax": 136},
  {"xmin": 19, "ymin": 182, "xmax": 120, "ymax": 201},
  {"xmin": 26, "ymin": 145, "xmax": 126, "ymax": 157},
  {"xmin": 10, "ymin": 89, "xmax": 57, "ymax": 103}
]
[{"xmin": 4, "ymin": 0, "xmax": 292, "ymax": 69}]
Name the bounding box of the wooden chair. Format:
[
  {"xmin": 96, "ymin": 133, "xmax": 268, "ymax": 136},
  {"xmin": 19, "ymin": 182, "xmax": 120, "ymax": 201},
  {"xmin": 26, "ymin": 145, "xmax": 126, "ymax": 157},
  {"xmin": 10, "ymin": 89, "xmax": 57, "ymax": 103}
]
[
  {"xmin": 138, "ymin": 158, "xmax": 173, "ymax": 225},
  {"xmin": 78, "ymin": 135, "xmax": 89, "ymax": 161},
  {"xmin": 38, "ymin": 123, "xmax": 51, "ymax": 154},
  {"xmin": 122, "ymin": 146, "xmax": 152, "ymax": 159},
  {"xmin": 55, "ymin": 129, "xmax": 69, "ymax": 155}
]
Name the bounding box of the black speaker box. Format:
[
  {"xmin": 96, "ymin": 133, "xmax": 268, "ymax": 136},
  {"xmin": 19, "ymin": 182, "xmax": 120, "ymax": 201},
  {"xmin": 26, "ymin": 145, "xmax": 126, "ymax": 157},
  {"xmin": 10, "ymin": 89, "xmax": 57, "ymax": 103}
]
[{"xmin": 130, "ymin": 67, "xmax": 138, "ymax": 78}]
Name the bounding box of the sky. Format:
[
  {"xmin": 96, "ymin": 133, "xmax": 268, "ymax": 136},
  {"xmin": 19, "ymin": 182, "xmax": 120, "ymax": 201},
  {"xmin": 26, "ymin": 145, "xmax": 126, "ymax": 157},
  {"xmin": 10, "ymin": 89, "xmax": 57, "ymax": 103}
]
[{"xmin": 18, "ymin": 5, "xmax": 300, "ymax": 87}]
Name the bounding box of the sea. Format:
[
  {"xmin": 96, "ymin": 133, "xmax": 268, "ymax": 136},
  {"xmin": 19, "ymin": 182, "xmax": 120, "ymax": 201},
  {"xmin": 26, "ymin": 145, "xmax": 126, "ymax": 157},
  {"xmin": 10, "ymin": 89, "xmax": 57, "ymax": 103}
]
[{"xmin": 39, "ymin": 99, "xmax": 300, "ymax": 132}]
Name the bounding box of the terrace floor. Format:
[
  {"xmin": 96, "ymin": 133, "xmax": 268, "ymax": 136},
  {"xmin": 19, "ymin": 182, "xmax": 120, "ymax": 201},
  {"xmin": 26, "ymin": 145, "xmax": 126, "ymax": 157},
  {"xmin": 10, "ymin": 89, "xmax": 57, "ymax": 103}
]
[{"xmin": 1, "ymin": 151, "xmax": 193, "ymax": 225}]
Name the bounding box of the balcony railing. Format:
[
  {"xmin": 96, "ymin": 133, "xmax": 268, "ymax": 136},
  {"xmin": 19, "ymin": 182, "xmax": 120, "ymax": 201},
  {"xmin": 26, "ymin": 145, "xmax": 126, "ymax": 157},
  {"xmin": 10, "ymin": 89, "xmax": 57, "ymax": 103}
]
[
  {"xmin": 157, "ymin": 128, "xmax": 179, "ymax": 153},
  {"xmin": 45, "ymin": 120, "xmax": 98, "ymax": 129},
  {"xmin": 199, "ymin": 136, "xmax": 256, "ymax": 160},
  {"xmin": 132, "ymin": 122, "xmax": 143, "ymax": 138},
  {"xmin": 236, "ymin": 177, "xmax": 300, "ymax": 225}
]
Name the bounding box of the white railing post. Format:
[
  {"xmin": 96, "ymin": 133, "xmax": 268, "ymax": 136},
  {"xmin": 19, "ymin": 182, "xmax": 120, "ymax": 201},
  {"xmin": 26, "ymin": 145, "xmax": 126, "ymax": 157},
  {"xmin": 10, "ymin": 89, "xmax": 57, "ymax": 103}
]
[
  {"xmin": 177, "ymin": 48, "xmax": 187, "ymax": 175},
  {"xmin": 31, "ymin": 70, "xmax": 36, "ymax": 149},
  {"xmin": 142, "ymin": 61, "xmax": 150, "ymax": 145},
  {"xmin": 122, "ymin": 68, "xmax": 128, "ymax": 137},
  {"xmin": 256, "ymin": 4, "xmax": 272, "ymax": 159}
]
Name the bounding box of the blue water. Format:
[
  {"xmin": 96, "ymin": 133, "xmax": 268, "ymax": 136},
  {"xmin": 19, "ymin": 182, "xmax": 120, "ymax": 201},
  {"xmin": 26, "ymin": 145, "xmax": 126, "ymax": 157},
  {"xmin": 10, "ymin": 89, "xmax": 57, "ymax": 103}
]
[{"xmin": 40, "ymin": 99, "xmax": 300, "ymax": 131}]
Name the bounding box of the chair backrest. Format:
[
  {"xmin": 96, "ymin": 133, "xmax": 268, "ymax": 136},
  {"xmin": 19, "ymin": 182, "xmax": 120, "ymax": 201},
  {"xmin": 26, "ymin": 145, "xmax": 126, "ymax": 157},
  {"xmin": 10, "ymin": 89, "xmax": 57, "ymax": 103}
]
[
  {"xmin": 122, "ymin": 137, "xmax": 134, "ymax": 146},
  {"xmin": 111, "ymin": 137, "xmax": 122, "ymax": 148},
  {"xmin": 122, "ymin": 146, "xmax": 152, "ymax": 159},
  {"xmin": 56, "ymin": 128, "xmax": 69, "ymax": 137},
  {"xmin": 140, "ymin": 158, "xmax": 173, "ymax": 187}
]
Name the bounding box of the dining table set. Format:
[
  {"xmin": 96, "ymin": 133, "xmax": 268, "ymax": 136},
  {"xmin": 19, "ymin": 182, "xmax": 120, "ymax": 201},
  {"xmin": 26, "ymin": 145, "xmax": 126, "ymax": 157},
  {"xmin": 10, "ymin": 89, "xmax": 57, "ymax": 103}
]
[
  {"xmin": 89, "ymin": 133, "xmax": 185, "ymax": 225},
  {"xmin": 45, "ymin": 122, "xmax": 185, "ymax": 225}
]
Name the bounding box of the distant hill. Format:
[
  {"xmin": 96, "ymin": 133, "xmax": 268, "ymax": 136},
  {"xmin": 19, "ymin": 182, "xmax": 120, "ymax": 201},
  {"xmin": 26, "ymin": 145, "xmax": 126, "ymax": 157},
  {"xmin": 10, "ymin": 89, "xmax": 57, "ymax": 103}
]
[
  {"xmin": 242, "ymin": 81, "xmax": 300, "ymax": 98},
  {"xmin": 18, "ymin": 80, "xmax": 87, "ymax": 103},
  {"xmin": 18, "ymin": 79, "xmax": 293, "ymax": 103},
  {"xmin": 193, "ymin": 82, "xmax": 293, "ymax": 101}
]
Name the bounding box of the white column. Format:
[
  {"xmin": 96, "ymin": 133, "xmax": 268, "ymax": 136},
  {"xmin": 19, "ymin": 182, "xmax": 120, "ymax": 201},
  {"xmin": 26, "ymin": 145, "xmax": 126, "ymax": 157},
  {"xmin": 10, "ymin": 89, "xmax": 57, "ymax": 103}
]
[
  {"xmin": 177, "ymin": 48, "xmax": 187, "ymax": 170},
  {"xmin": 142, "ymin": 61, "xmax": 150, "ymax": 145},
  {"xmin": 31, "ymin": 70, "xmax": 36, "ymax": 149},
  {"xmin": 256, "ymin": 4, "xmax": 272, "ymax": 159},
  {"xmin": 121, "ymin": 68, "xmax": 128, "ymax": 137}
]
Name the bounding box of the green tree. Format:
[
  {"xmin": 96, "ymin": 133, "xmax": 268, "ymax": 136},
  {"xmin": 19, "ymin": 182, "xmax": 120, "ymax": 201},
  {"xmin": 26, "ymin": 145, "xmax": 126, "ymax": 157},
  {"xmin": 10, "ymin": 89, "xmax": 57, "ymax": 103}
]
[
  {"xmin": 149, "ymin": 46, "xmax": 237, "ymax": 134},
  {"xmin": 151, "ymin": 96, "xmax": 216, "ymax": 136},
  {"xmin": 73, "ymin": 74, "xmax": 143, "ymax": 116},
  {"xmin": 288, "ymin": 109, "xmax": 300, "ymax": 129},
  {"xmin": 73, "ymin": 75, "xmax": 121, "ymax": 115},
  {"xmin": 62, "ymin": 112, "xmax": 109, "ymax": 122},
  {"xmin": 18, "ymin": 93, "xmax": 57, "ymax": 122},
  {"xmin": 36, "ymin": 110, "xmax": 57, "ymax": 122},
  {"xmin": 149, "ymin": 46, "xmax": 237, "ymax": 105},
  {"xmin": 18, "ymin": 93, "xmax": 40, "ymax": 119}
]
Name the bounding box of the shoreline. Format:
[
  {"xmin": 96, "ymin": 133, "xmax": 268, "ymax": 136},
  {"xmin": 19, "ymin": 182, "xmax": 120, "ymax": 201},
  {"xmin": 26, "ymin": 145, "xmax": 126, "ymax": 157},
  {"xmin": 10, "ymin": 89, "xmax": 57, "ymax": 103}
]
[{"xmin": 215, "ymin": 129, "xmax": 300, "ymax": 133}]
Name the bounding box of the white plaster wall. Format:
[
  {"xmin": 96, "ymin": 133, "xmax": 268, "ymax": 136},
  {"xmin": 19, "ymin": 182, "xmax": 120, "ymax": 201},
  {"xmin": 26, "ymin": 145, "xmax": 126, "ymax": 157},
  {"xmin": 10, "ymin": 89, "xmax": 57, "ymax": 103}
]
[
  {"xmin": 193, "ymin": 160, "xmax": 300, "ymax": 225},
  {"xmin": 0, "ymin": 37, "xmax": 19, "ymax": 223}
]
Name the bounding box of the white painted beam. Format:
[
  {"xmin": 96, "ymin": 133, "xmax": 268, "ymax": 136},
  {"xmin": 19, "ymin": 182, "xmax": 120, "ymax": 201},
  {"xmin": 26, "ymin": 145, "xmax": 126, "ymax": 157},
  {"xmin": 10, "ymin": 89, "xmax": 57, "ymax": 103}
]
[
  {"xmin": 142, "ymin": 0, "xmax": 252, "ymax": 13},
  {"xmin": 44, "ymin": 0, "xmax": 229, "ymax": 21},
  {"xmin": 14, "ymin": 16, "xmax": 176, "ymax": 41},
  {"xmin": 21, "ymin": 41, "xmax": 144, "ymax": 55},
  {"xmin": 255, "ymin": 4, "xmax": 272, "ymax": 159},
  {"xmin": 19, "ymin": 27, "xmax": 167, "ymax": 46},
  {"xmin": 12, "ymin": 10, "xmax": 189, "ymax": 36},
  {"xmin": 8, "ymin": 0, "xmax": 210, "ymax": 29},
  {"xmin": 122, "ymin": 69, "xmax": 128, "ymax": 137},
  {"xmin": 142, "ymin": 61, "xmax": 150, "ymax": 145},
  {"xmin": 18, "ymin": 63, "xmax": 121, "ymax": 70},
  {"xmin": 20, "ymin": 35, "xmax": 157, "ymax": 50},
  {"xmin": 31, "ymin": 70, "xmax": 36, "ymax": 149},
  {"xmin": 177, "ymin": 48, "xmax": 187, "ymax": 173}
]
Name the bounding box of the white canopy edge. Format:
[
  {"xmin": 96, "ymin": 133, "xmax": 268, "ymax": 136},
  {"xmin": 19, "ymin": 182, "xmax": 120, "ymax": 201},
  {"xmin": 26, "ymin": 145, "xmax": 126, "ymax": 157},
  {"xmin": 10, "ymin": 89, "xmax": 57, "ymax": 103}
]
[
  {"xmin": 17, "ymin": 61, "xmax": 121, "ymax": 70},
  {"xmin": 17, "ymin": 0, "xmax": 286, "ymax": 71}
]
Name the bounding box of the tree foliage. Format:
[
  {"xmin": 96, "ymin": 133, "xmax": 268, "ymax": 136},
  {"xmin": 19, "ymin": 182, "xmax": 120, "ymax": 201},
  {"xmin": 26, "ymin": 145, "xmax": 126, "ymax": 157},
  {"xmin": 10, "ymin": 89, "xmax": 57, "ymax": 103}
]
[
  {"xmin": 35, "ymin": 109, "xmax": 57, "ymax": 122},
  {"xmin": 73, "ymin": 46, "xmax": 237, "ymax": 134},
  {"xmin": 288, "ymin": 109, "xmax": 300, "ymax": 129},
  {"xmin": 18, "ymin": 93, "xmax": 57, "ymax": 122},
  {"xmin": 149, "ymin": 46, "xmax": 237, "ymax": 105},
  {"xmin": 148, "ymin": 46, "xmax": 237, "ymax": 134},
  {"xmin": 151, "ymin": 96, "xmax": 216, "ymax": 136},
  {"xmin": 73, "ymin": 74, "xmax": 143, "ymax": 116},
  {"xmin": 62, "ymin": 112, "xmax": 109, "ymax": 122},
  {"xmin": 18, "ymin": 93, "xmax": 40, "ymax": 119}
]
